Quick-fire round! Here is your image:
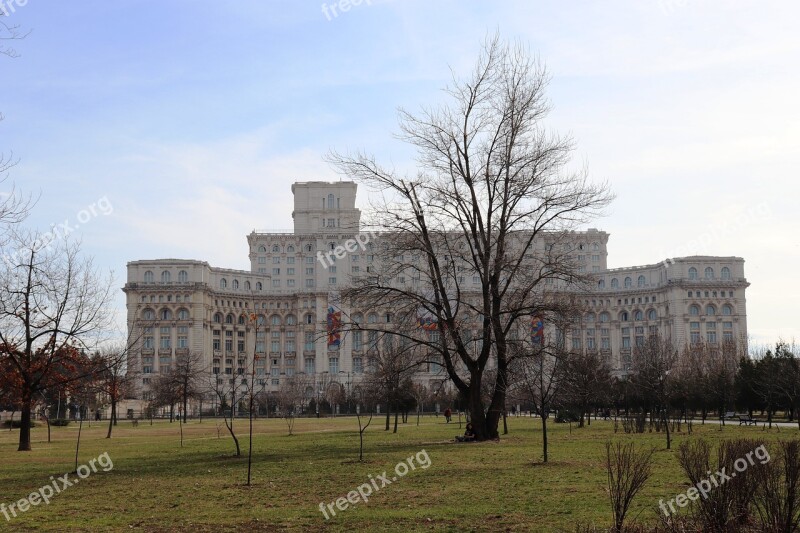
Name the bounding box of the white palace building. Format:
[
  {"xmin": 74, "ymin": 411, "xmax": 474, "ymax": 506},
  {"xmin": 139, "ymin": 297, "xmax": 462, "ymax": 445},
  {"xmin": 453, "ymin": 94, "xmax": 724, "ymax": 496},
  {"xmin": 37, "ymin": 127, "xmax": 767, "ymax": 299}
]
[{"xmin": 123, "ymin": 181, "xmax": 749, "ymax": 402}]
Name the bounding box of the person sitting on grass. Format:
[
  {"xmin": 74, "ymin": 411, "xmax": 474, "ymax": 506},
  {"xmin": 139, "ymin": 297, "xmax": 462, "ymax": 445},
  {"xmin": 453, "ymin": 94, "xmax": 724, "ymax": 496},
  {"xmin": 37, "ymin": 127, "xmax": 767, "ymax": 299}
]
[{"xmin": 456, "ymin": 422, "xmax": 476, "ymax": 442}]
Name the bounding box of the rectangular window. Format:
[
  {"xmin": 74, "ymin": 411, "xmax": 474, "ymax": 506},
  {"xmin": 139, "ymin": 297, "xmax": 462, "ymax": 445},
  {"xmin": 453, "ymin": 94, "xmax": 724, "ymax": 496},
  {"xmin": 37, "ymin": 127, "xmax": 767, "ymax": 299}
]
[
  {"xmin": 707, "ymin": 331, "xmax": 717, "ymax": 343},
  {"xmin": 271, "ymin": 341, "xmax": 280, "ymax": 352},
  {"xmin": 178, "ymin": 336, "xmax": 188, "ymax": 348},
  {"xmin": 306, "ymin": 257, "xmax": 314, "ymax": 264},
  {"xmin": 329, "ymin": 357, "xmax": 339, "ymax": 374},
  {"xmin": 225, "ymin": 339, "xmax": 233, "ymax": 351},
  {"xmin": 723, "ymin": 322, "xmax": 733, "ymax": 330},
  {"xmin": 143, "ymin": 336, "xmax": 154, "ymax": 349},
  {"xmin": 622, "ymin": 337, "xmax": 630, "ymax": 348},
  {"xmin": 329, "ymin": 277, "xmax": 337, "ymax": 285},
  {"xmin": 601, "ymin": 338, "xmax": 610, "ymax": 350},
  {"xmin": 690, "ymin": 322, "xmax": 700, "ymax": 330},
  {"xmin": 287, "ymin": 257, "xmax": 295, "ymax": 264},
  {"xmin": 273, "ymin": 268, "xmax": 280, "ymax": 275},
  {"xmin": 160, "ymin": 336, "xmax": 171, "ymax": 349},
  {"xmin": 305, "ymin": 333, "xmax": 314, "ymax": 351},
  {"xmin": 258, "ymin": 257, "xmax": 266, "ymax": 264},
  {"xmin": 272, "ymin": 257, "xmax": 280, "ymax": 264},
  {"xmin": 305, "ymin": 358, "xmax": 315, "ymax": 374},
  {"xmin": 353, "ymin": 331, "xmax": 362, "ymax": 351},
  {"xmin": 353, "ymin": 357, "xmax": 363, "ymax": 374},
  {"xmin": 287, "ymin": 268, "xmax": 295, "ymax": 275},
  {"xmin": 287, "ymin": 279, "xmax": 295, "ymax": 287}
]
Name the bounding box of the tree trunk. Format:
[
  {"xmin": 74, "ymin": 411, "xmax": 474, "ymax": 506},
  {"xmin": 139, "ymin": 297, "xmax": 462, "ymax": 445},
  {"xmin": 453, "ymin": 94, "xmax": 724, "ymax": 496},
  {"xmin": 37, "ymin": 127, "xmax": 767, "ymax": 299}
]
[
  {"xmin": 502, "ymin": 410, "xmax": 508, "ymax": 435},
  {"xmin": 18, "ymin": 395, "xmax": 32, "ymax": 451},
  {"xmin": 541, "ymin": 415, "xmax": 548, "ymax": 463},
  {"xmin": 106, "ymin": 399, "xmax": 116, "ymax": 439},
  {"xmin": 393, "ymin": 410, "xmax": 399, "ymax": 433}
]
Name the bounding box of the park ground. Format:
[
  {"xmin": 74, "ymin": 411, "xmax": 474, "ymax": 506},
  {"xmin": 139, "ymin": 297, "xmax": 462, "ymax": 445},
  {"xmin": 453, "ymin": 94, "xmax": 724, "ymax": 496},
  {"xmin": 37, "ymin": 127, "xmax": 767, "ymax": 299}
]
[{"xmin": 0, "ymin": 414, "xmax": 793, "ymax": 532}]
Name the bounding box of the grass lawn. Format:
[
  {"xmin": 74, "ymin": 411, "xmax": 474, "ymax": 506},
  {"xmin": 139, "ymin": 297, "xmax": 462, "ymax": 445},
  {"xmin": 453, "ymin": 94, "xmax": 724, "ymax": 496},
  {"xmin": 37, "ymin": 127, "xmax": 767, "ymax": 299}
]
[{"xmin": 0, "ymin": 414, "xmax": 792, "ymax": 532}]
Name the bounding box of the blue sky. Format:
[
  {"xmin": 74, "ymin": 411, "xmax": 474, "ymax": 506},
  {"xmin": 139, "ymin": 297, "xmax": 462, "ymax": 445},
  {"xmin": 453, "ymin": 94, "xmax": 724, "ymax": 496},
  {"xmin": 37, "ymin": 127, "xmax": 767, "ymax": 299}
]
[{"xmin": 2, "ymin": 0, "xmax": 798, "ymax": 344}]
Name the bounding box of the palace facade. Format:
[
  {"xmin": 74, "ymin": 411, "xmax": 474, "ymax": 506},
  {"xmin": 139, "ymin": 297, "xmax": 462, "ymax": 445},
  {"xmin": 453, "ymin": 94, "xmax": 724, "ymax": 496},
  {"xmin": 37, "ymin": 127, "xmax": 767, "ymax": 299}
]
[{"xmin": 123, "ymin": 181, "xmax": 748, "ymax": 401}]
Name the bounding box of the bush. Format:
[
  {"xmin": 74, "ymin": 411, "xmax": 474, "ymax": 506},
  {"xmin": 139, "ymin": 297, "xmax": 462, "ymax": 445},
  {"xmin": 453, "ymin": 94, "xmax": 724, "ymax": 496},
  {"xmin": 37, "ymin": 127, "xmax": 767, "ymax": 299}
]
[
  {"xmin": 50, "ymin": 419, "xmax": 71, "ymax": 426},
  {"xmin": 2, "ymin": 419, "xmax": 36, "ymax": 428},
  {"xmin": 555, "ymin": 409, "xmax": 580, "ymax": 423}
]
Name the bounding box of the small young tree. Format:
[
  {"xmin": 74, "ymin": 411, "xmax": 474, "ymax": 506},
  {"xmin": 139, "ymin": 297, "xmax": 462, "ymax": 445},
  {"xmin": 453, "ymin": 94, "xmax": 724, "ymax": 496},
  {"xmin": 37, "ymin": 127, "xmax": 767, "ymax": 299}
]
[{"xmin": 209, "ymin": 375, "xmax": 241, "ymax": 456}]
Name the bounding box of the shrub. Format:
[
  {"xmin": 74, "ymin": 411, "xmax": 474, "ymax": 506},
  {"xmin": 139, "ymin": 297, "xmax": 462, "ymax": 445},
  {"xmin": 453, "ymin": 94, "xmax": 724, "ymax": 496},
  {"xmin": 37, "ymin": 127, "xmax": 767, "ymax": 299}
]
[
  {"xmin": 2, "ymin": 419, "xmax": 36, "ymax": 428},
  {"xmin": 555, "ymin": 409, "xmax": 581, "ymax": 423},
  {"xmin": 50, "ymin": 419, "xmax": 71, "ymax": 426}
]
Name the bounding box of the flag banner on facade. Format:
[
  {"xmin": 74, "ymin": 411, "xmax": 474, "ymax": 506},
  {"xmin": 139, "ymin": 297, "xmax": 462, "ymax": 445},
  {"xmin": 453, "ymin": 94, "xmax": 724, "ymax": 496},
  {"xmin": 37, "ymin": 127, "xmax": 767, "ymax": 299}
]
[
  {"xmin": 327, "ymin": 307, "xmax": 342, "ymax": 347},
  {"xmin": 418, "ymin": 315, "xmax": 438, "ymax": 331},
  {"xmin": 531, "ymin": 315, "xmax": 544, "ymax": 344}
]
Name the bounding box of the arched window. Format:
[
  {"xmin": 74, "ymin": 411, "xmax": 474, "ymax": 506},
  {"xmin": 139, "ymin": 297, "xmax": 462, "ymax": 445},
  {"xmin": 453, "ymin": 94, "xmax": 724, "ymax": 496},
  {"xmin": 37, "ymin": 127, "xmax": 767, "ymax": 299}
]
[
  {"xmin": 225, "ymin": 314, "xmax": 234, "ymax": 324},
  {"xmin": 706, "ymin": 305, "xmax": 716, "ymax": 316},
  {"xmin": 286, "ymin": 314, "xmax": 296, "ymax": 325},
  {"xmin": 688, "ymin": 267, "xmax": 698, "ymax": 280},
  {"xmin": 220, "ymin": 278, "xmax": 227, "ymax": 289},
  {"xmin": 287, "ymin": 245, "xmax": 295, "ymax": 253},
  {"xmin": 144, "ymin": 271, "xmax": 154, "ymax": 283},
  {"xmin": 598, "ymin": 279, "xmax": 605, "ymax": 289},
  {"xmin": 213, "ymin": 312, "xmax": 222, "ymax": 323},
  {"xmin": 329, "ymin": 242, "xmax": 336, "ymax": 251},
  {"xmin": 611, "ymin": 278, "xmax": 619, "ymax": 289},
  {"xmin": 258, "ymin": 245, "xmax": 266, "ymax": 252},
  {"xmin": 637, "ymin": 275, "xmax": 646, "ymax": 287},
  {"xmin": 305, "ymin": 313, "xmax": 314, "ymax": 325},
  {"xmin": 160, "ymin": 309, "xmax": 172, "ymax": 320},
  {"xmin": 305, "ymin": 244, "xmax": 313, "ymax": 252},
  {"xmin": 585, "ymin": 313, "xmax": 595, "ymax": 323},
  {"xmin": 593, "ymin": 243, "xmax": 600, "ymax": 251},
  {"xmin": 327, "ymin": 194, "xmax": 335, "ymax": 209},
  {"xmin": 599, "ymin": 312, "xmax": 610, "ymax": 323},
  {"xmin": 178, "ymin": 270, "xmax": 188, "ymax": 283},
  {"xmin": 624, "ymin": 277, "xmax": 632, "ymax": 288},
  {"xmin": 722, "ymin": 304, "xmax": 733, "ymax": 316},
  {"xmin": 161, "ymin": 271, "xmax": 171, "ymax": 283},
  {"xmin": 689, "ymin": 305, "xmax": 700, "ymax": 316},
  {"xmin": 272, "ymin": 245, "xmax": 280, "ymax": 253},
  {"xmin": 257, "ymin": 315, "xmax": 266, "ymax": 326},
  {"xmin": 256, "ymin": 282, "xmax": 263, "ymax": 291},
  {"xmin": 705, "ymin": 267, "xmax": 714, "ymax": 280},
  {"xmin": 177, "ymin": 308, "xmax": 189, "ymax": 320},
  {"xmin": 142, "ymin": 308, "xmax": 155, "ymax": 320},
  {"xmin": 244, "ymin": 281, "xmax": 251, "ymax": 290},
  {"xmin": 721, "ymin": 267, "xmax": 731, "ymax": 280},
  {"xmin": 634, "ymin": 310, "xmax": 644, "ymax": 321},
  {"xmin": 238, "ymin": 314, "xmax": 246, "ymax": 325},
  {"xmin": 271, "ymin": 315, "xmax": 281, "ymax": 326},
  {"xmin": 367, "ymin": 313, "xmax": 378, "ymax": 324},
  {"xmin": 647, "ymin": 309, "xmax": 657, "ymax": 321},
  {"xmin": 232, "ymin": 280, "xmax": 239, "ymax": 289},
  {"xmin": 619, "ymin": 311, "xmax": 629, "ymax": 322},
  {"xmin": 351, "ymin": 313, "xmax": 363, "ymax": 324}
]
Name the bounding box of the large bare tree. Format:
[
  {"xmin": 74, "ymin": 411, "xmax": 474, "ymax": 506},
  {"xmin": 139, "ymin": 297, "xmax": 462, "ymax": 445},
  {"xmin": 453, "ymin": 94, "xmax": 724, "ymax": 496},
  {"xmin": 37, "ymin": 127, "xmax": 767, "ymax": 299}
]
[
  {"xmin": 328, "ymin": 36, "xmax": 612, "ymax": 439},
  {"xmin": 0, "ymin": 231, "xmax": 113, "ymax": 450}
]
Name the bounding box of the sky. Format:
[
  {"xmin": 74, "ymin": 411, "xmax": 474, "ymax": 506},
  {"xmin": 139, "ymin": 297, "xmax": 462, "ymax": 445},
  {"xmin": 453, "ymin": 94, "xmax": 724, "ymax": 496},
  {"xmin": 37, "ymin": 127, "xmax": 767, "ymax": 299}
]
[{"xmin": 1, "ymin": 0, "xmax": 798, "ymax": 344}]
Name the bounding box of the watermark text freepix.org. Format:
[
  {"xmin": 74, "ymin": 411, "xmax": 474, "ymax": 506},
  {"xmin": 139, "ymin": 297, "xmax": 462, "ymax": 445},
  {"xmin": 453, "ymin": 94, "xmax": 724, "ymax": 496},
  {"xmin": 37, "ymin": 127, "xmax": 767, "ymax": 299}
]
[
  {"xmin": 316, "ymin": 230, "xmax": 378, "ymax": 268},
  {"xmin": 321, "ymin": 0, "xmax": 371, "ymax": 21},
  {"xmin": 319, "ymin": 449, "xmax": 431, "ymax": 520},
  {"xmin": 659, "ymin": 444, "xmax": 770, "ymax": 516},
  {"xmin": 1, "ymin": 452, "xmax": 114, "ymax": 522}
]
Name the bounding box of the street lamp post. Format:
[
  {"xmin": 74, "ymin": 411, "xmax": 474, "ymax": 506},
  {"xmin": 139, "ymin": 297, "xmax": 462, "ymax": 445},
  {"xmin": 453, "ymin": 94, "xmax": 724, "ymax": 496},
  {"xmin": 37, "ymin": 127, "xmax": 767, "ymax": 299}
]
[{"xmin": 339, "ymin": 370, "xmax": 351, "ymax": 414}]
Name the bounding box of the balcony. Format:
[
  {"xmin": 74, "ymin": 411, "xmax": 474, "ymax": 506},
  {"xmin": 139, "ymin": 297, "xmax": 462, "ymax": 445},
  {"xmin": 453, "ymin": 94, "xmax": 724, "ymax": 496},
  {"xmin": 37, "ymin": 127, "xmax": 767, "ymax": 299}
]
[
  {"xmin": 158, "ymin": 348, "xmax": 172, "ymax": 356},
  {"xmin": 175, "ymin": 348, "xmax": 189, "ymax": 356},
  {"xmin": 141, "ymin": 348, "xmax": 155, "ymax": 356}
]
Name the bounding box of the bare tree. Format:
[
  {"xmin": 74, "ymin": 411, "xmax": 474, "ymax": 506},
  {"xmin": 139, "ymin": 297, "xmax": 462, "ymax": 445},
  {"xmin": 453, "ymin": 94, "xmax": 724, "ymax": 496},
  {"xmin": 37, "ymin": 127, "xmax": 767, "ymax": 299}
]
[
  {"xmin": 0, "ymin": 232, "xmax": 113, "ymax": 451},
  {"xmin": 631, "ymin": 334, "xmax": 677, "ymax": 449},
  {"xmin": 209, "ymin": 374, "xmax": 241, "ymax": 456},
  {"xmin": 562, "ymin": 350, "xmax": 612, "ymax": 428},
  {"xmin": 92, "ymin": 341, "xmax": 138, "ymax": 438},
  {"xmin": 510, "ymin": 324, "xmax": 571, "ymax": 462},
  {"xmin": 327, "ymin": 35, "xmax": 612, "ymax": 440},
  {"xmin": 275, "ymin": 374, "xmax": 308, "ymax": 436}
]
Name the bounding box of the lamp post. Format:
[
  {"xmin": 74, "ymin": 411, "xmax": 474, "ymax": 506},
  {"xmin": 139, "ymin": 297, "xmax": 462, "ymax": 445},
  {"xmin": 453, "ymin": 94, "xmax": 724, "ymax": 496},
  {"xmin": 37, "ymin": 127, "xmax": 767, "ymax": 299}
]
[{"xmin": 339, "ymin": 371, "xmax": 351, "ymax": 414}]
